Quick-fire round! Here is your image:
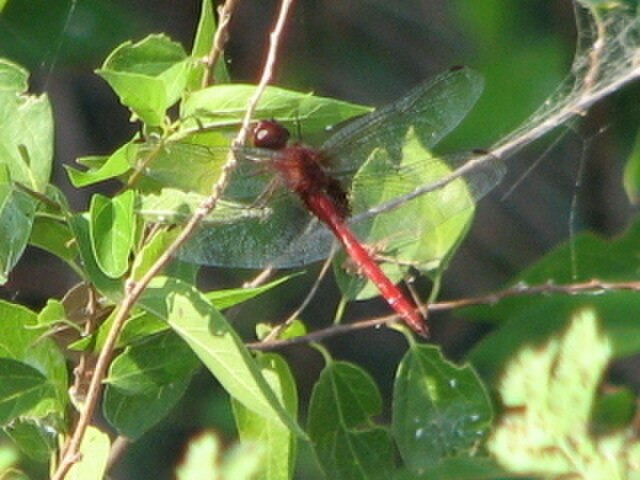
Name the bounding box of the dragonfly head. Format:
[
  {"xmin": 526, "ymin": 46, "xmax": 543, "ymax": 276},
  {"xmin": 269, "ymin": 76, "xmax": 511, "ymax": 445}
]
[{"xmin": 251, "ymin": 120, "xmax": 290, "ymax": 150}]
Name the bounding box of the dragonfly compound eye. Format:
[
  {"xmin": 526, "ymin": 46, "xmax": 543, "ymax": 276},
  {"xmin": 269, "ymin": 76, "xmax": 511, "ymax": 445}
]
[{"xmin": 252, "ymin": 120, "xmax": 291, "ymax": 150}]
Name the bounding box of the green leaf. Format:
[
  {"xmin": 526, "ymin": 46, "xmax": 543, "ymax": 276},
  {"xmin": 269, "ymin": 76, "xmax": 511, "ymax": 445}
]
[
  {"xmin": 221, "ymin": 442, "xmax": 267, "ymax": 480},
  {"xmin": 0, "ymin": 358, "xmax": 55, "ymax": 424},
  {"xmin": 39, "ymin": 183, "xmax": 70, "ymax": 212},
  {"xmin": 71, "ymin": 307, "xmax": 167, "ymax": 353},
  {"xmin": 75, "ymin": 155, "xmax": 109, "ymax": 169},
  {"xmin": 137, "ymin": 188, "xmax": 206, "ymax": 220},
  {"xmin": 0, "ymin": 60, "xmax": 53, "ymax": 281},
  {"xmin": 66, "ymin": 426, "xmax": 110, "ymax": 480},
  {"xmin": 130, "ymin": 227, "xmax": 175, "ymax": 281},
  {"xmin": 334, "ymin": 129, "xmax": 478, "ymax": 300},
  {"xmin": 138, "ymin": 276, "xmax": 305, "ymax": 437},
  {"xmin": 180, "ymin": 83, "xmax": 371, "ymax": 134},
  {"xmin": 130, "ymin": 227, "xmax": 198, "ymax": 284},
  {"xmin": 308, "ymin": 361, "xmax": 394, "ymax": 480},
  {"xmin": 256, "ymin": 318, "xmax": 307, "ymax": 342},
  {"xmin": 0, "ymin": 446, "xmax": 19, "ymax": 480},
  {"xmin": 29, "ymin": 215, "xmax": 78, "ymax": 272},
  {"xmin": 65, "ymin": 141, "xmax": 134, "ymax": 188},
  {"xmin": 97, "ymin": 34, "xmax": 190, "ymax": 126},
  {"xmin": 165, "ymin": 257, "xmax": 199, "ymax": 285},
  {"xmin": 130, "ymin": 138, "xmax": 230, "ymax": 195},
  {"xmin": 0, "ymin": 300, "xmax": 40, "ymax": 354},
  {"xmin": 0, "ymin": 184, "xmax": 37, "ymax": 283},
  {"xmin": 624, "ymin": 129, "xmax": 640, "ymax": 205},
  {"xmin": 187, "ymin": 0, "xmax": 229, "ymax": 88},
  {"xmin": 392, "ymin": 344, "xmax": 492, "ymax": 472},
  {"xmin": 0, "ymin": 59, "xmax": 27, "ymax": 91},
  {"xmin": 77, "ymin": 273, "xmax": 299, "ymax": 355},
  {"xmin": 466, "ymin": 217, "xmax": 640, "ymax": 382},
  {"xmin": 0, "ymin": 300, "xmax": 67, "ymax": 427},
  {"xmin": 0, "ymin": 467, "xmax": 29, "ymax": 480},
  {"xmin": 112, "ymin": 311, "xmax": 167, "ymax": 348},
  {"xmin": 68, "ymin": 213, "xmax": 122, "ymax": 300},
  {"xmin": 204, "ymin": 273, "xmax": 301, "ymax": 310},
  {"xmin": 137, "ymin": 188, "xmax": 266, "ymax": 224},
  {"xmin": 232, "ymin": 353, "xmax": 298, "ymax": 480},
  {"xmin": 3, "ymin": 418, "xmax": 57, "ymax": 462},
  {"xmin": 488, "ymin": 309, "xmax": 639, "ymax": 478},
  {"xmin": 469, "ymin": 292, "xmax": 640, "ymax": 385},
  {"xmin": 105, "ymin": 331, "xmax": 199, "ymax": 394},
  {"xmin": 0, "ymin": 59, "xmax": 53, "ymax": 192},
  {"xmin": 89, "ymin": 189, "xmax": 135, "ymax": 278},
  {"xmin": 103, "ymin": 377, "xmax": 191, "ymax": 440},
  {"xmin": 36, "ymin": 299, "xmax": 66, "ymax": 328},
  {"xmin": 0, "ymin": 470, "xmax": 29, "ymax": 480}
]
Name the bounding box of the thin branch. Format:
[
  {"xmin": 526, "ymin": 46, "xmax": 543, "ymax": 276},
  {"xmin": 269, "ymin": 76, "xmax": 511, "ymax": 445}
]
[
  {"xmin": 262, "ymin": 248, "xmax": 335, "ymax": 343},
  {"xmin": 202, "ymin": 0, "xmax": 238, "ymax": 87},
  {"xmin": 243, "ymin": 267, "xmax": 275, "ymax": 288},
  {"xmin": 248, "ymin": 279, "xmax": 640, "ymax": 350},
  {"xmin": 52, "ymin": 1, "xmax": 297, "ymax": 478}
]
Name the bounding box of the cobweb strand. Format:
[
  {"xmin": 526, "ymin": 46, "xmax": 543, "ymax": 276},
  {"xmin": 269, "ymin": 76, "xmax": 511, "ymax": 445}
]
[
  {"xmin": 491, "ymin": 1, "xmax": 640, "ymax": 161},
  {"xmin": 367, "ymin": 1, "xmax": 640, "ymax": 220}
]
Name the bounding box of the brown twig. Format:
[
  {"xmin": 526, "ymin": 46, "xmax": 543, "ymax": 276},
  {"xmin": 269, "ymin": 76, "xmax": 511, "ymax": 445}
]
[
  {"xmin": 202, "ymin": 0, "xmax": 238, "ymax": 87},
  {"xmin": 52, "ymin": 1, "xmax": 297, "ymax": 478},
  {"xmin": 262, "ymin": 248, "xmax": 335, "ymax": 343},
  {"xmin": 243, "ymin": 267, "xmax": 275, "ymax": 288},
  {"xmin": 248, "ymin": 279, "xmax": 640, "ymax": 351}
]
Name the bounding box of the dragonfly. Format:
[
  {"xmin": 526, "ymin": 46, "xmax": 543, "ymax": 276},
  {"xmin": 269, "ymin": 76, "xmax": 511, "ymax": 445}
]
[{"xmin": 136, "ymin": 66, "xmax": 506, "ymax": 336}]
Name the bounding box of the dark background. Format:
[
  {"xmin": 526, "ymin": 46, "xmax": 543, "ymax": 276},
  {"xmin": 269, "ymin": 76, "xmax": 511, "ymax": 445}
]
[{"xmin": 0, "ymin": 1, "xmax": 638, "ymax": 478}]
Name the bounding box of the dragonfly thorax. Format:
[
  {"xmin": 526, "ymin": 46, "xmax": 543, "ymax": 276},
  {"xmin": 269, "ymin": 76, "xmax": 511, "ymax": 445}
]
[
  {"xmin": 272, "ymin": 146, "xmax": 350, "ymax": 220},
  {"xmin": 271, "ymin": 146, "xmax": 326, "ymax": 193}
]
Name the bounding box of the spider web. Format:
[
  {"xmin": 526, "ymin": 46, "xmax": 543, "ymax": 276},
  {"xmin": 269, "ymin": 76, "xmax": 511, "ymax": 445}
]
[
  {"xmin": 492, "ymin": 1, "xmax": 640, "ymax": 160},
  {"xmin": 369, "ymin": 0, "xmax": 640, "ymax": 219}
]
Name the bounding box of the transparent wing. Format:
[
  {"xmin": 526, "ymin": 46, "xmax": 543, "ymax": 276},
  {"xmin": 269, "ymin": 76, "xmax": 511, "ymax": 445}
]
[
  {"xmin": 322, "ymin": 66, "xmax": 484, "ymax": 173},
  {"xmin": 176, "ymin": 149, "xmax": 505, "ymax": 270},
  {"xmin": 145, "ymin": 68, "xmax": 498, "ymax": 270},
  {"xmin": 177, "ymin": 194, "xmax": 332, "ymax": 268},
  {"xmin": 346, "ymin": 147, "xmax": 505, "ymax": 275},
  {"xmin": 132, "ymin": 140, "xmax": 329, "ymax": 268}
]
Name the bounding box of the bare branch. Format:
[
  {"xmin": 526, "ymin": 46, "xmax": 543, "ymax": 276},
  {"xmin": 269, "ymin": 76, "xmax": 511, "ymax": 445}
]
[
  {"xmin": 202, "ymin": 0, "xmax": 239, "ymax": 87},
  {"xmin": 262, "ymin": 248, "xmax": 335, "ymax": 343},
  {"xmin": 249, "ymin": 279, "xmax": 640, "ymax": 350}
]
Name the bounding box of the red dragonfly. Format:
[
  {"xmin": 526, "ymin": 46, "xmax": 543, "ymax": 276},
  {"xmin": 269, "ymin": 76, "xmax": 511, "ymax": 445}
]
[
  {"xmin": 139, "ymin": 66, "xmax": 505, "ymax": 336},
  {"xmin": 249, "ymin": 118, "xmax": 428, "ymax": 335}
]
